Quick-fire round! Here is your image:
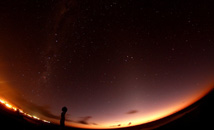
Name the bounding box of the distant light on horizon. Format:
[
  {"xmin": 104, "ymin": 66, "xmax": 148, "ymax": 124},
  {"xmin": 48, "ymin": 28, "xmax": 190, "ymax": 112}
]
[{"xmin": 0, "ymin": 97, "xmax": 51, "ymax": 124}]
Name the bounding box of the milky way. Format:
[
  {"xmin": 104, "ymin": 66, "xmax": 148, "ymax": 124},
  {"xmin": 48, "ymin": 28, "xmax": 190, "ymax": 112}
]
[{"xmin": 0, "ymin": 0, "xmax": 214, "ymax": 129}]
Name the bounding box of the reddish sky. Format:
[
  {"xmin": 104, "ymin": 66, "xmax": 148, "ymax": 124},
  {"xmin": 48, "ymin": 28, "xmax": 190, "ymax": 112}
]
[{"xmin": 0, "ymin": 0, "xmax": 214, "ymax": 129}]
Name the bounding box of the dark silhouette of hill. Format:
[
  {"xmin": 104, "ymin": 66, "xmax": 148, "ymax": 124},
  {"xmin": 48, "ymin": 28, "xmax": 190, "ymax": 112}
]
[
  {"xmin": 111, "ymin": 88, "xmax": 214, "ymax": 130},
  {"xmin": 0, "ymin": 104, "xmax": 55, "ymax": 130},
  {"xmin": 155, "ymin": 88, "xmax": 214, "ymax": 130}
]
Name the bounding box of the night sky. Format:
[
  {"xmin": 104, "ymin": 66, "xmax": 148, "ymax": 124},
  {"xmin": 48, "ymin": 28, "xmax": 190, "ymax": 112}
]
[{"xmin": 0, "ymin": 0, "xmax": 214, "ymax": 129}]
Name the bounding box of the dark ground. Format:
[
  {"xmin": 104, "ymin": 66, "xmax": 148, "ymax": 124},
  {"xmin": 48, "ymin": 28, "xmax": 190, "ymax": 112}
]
[
  {"xmin": 0, "ymin": 89, "xmax": 213, "ymax": 130},
  {"xmin": 156, "ymin": 89, "xmax": 214, "ymax": 130}
]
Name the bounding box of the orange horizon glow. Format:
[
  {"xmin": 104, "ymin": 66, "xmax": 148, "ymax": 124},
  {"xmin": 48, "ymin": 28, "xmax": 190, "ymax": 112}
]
[
  {"xmin": 65, "ymin": 84, "xmax": 213, "ymax": 129},
  {"xmin": 0, "ymin": 97, "xmax": 51, "ymax": 124},
  {"xmin": 0, "ymin": 98, "xmax": 44, "ymax": 120},
  {"xmin": 1, "ymin": 76, "xmax": 213, "ymax": 129}
]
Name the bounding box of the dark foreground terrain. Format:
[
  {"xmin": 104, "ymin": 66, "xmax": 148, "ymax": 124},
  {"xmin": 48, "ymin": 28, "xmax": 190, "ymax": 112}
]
[{"xmin": 0, "ymin": 89, "xmax": 213, "ymax": 130}]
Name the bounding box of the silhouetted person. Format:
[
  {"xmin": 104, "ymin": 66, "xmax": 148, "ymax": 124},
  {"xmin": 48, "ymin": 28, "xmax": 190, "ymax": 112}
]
[{"xmin": 60, "ymin": 106, "xmax": 67, "ymax": 129}]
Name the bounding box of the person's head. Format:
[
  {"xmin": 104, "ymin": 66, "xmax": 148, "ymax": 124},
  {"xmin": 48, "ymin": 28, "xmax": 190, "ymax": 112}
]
[{"xmin": 62, "ymin": 106, "xmax": 67, "ymax": 113}]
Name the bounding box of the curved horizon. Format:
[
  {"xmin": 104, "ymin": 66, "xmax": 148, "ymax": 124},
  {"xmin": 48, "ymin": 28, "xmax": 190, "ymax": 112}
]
[
  {"xmin": 59, "ymin": 84, "xmax": 214, "ymax": 129},
  {"xmin": 0, "ymin": 78, "xmax": 213, "ymax": 129}
]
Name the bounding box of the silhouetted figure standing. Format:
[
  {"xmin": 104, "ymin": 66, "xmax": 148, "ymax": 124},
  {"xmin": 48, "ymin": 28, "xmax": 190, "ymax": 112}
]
[{"xmin": 60, "ymin": 106, "xmax": 67, "ymax": 129}]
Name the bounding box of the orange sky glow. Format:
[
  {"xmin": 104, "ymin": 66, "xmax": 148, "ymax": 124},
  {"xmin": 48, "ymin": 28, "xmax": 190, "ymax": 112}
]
[{"xmin": 1, "ymin": 76, "xmax": 213, "ymax": 129}]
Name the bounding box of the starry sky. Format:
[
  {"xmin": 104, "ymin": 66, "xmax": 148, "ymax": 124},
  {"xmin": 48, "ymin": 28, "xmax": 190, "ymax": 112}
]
[{"xmin": 0, "ymin": 0, "xmax": 214, "ymax": 129}]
